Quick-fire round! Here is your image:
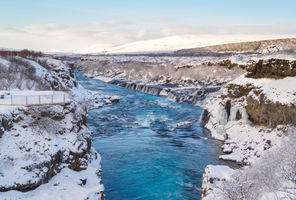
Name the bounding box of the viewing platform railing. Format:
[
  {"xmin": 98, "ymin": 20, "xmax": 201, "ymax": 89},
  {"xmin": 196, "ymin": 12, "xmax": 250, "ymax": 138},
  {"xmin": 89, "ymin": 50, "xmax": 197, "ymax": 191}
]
[{"xmin": 0, "ymin": 92, "xmax": 71, "ymax": 106}]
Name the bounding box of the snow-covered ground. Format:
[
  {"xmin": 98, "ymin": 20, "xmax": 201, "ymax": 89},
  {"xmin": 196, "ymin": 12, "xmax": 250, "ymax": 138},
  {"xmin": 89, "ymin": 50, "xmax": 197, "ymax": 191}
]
[
  {"xmin": 1, "ymin": 150, "xmax": 103, "ymax": 200},
  {"xmin": 0, "ymin": 56, "xmax": 105, "ymax": 200},
  {"xmin": 230, "ymin": 75, "xmax": 296, "ymax": 105},
  {"xmin": 77, "ymin": 34, "xmax": 296, "ymax": 54},
  {"xmin": 0, "ymin": 102, "xmax": 104, "ymax": 200}
]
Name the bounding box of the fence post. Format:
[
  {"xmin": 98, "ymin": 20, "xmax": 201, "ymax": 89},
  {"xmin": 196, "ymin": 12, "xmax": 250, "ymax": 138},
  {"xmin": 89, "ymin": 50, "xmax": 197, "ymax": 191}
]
[
  {"xmin": 25, "ymin": 96, "xmax": 28, "ymax": 106},
  {"xmin": 63, "ymin": 94, "xmax": 65, "ymax": 103},
  {"xmin": 39, "ymin": 95, "xmax": 41, "ymax": 105}
]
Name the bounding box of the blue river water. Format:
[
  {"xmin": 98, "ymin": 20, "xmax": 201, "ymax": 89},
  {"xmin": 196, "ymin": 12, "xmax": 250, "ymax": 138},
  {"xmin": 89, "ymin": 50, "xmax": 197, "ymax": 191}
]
[{"xmin": 76, "ymin": 72, "xmax": 223, "ymax": 200}]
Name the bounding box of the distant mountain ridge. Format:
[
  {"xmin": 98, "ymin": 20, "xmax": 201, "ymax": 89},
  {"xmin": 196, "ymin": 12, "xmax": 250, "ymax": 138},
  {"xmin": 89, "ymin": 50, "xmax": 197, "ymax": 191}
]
[
  {"xmin": 176, "ymin": 38, "xmax": 296, "ymax": 55},
  {"xmin": 78, "ymin": 34, "xmax": 296, "ymax": 54}
]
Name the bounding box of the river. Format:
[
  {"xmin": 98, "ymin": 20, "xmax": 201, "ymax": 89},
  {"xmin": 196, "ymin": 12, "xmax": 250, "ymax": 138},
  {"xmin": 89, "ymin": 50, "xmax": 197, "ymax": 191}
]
[{"xmin": 76, "ymin": 72, "xmax": 224, "ymax": 200}]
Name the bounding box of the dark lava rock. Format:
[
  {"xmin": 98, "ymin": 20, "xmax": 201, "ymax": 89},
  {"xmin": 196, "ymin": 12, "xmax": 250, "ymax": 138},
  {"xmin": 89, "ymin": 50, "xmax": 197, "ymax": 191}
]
[{"xmin": 246, "ymin": 59, "xmax": 296, "ymax": 79}]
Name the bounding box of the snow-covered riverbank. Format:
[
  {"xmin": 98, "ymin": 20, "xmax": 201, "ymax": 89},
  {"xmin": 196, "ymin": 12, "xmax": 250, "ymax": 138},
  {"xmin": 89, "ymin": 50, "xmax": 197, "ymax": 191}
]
[
  {"xmin": 201, "ymin": 60, "xmax": 296, "ymax": 199},
  {"xmin": 0, "ymin": 56, "xmax": 107, "ymax": 199}
]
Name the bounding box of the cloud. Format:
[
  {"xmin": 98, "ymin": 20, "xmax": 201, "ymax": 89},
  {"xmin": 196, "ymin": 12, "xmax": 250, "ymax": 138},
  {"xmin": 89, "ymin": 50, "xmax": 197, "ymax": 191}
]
[
  {"xmin": 0, "ymin": 21, "xmax": 295, "ymax": 53},
  {"xmin": 73, "ymin": 20, "xmax": 131, "ymax": 27}
]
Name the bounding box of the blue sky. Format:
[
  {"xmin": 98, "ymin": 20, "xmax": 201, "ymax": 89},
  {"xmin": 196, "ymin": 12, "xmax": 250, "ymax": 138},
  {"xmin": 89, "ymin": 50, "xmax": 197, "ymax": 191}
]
[
  {"xmin": 1, "ymin": 0, "xmax": 296, "ymax": 26},
  {"xmin": 0, "ymin": 0, "xmax": 295, "ymax": 52}
]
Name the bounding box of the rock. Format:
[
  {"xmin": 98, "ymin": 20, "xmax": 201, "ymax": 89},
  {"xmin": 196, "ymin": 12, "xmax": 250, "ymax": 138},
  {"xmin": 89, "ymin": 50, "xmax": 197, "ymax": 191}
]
[
  {"xmin": 246, "ymin": 59, "xmax": 296, "ymax": 79},
  {"xmin": 104, "ymin": 99, "xmax": 112, "ymax": 105},
  {"xmin": 217, "ymin": 59, "xmax": 238, "ymax": 69},
  {"xmin": 246, "ymin": 96, "xmax": 296, "ymax": 127},
  {"xmin": 201, "ymin": 165, "xmax": 235, "ymax": 199},
  {"xmin": 201, "ymin": 109, "xmax": 210, "ymax": 126},
  {"xmin": 109, "ymin": 96, "xmax": 120, "ymax": 103},
  {"xmin": 226, "ymin": 83, "xmax": 296, "ymax": 127},
  {"xmin": 176, "ymin": 121, "xmax": 191, "ymax": 127},
  {"xmin": 0, "ymin": 127, "xmax": 3, "ymax": 138},
  {"xmin": 0, "ymin": 151, "xmax": 63, "ymax": 192}
]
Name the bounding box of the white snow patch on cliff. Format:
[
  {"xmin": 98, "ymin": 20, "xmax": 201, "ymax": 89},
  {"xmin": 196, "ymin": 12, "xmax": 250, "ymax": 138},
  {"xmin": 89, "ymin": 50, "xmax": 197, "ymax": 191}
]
[
  {"xmin": 231, "ymin": 74, "xmax": 296, "ymax": 105},
  {"xmin": 1, "ymin": 150, "xmax": 103, "ymax": 200}
]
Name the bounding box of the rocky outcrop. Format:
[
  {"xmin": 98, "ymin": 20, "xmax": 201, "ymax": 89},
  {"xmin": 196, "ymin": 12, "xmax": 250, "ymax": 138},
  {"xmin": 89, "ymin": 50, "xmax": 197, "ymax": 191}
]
[
  {"xmin": 110, "ymin": 80, "xmax": 165, "ymax": 96},
  {"xmin": 0, "ymin": 111, "xmax": 23, "ymax": 138},
  {"xmin": 110, "ymin": 79, "xmax": 221, "ymax": 104},
  {"xmin": 201, "ymin": 165, "xmax": 235, "ymax": 199},
  {"xmin": 0, "ymin": 103, "xmax": 99, "ymax": 193},
  {"xmin": 225, "ymin": 83, "xmax": 296, "ymax": 127},
  {"xmin": 246, "ymin": 96, "xmax": 296, "ymax": 127},
  {"xmin": 216, "ymin": 59, "xmax": 238, "ymax": 69},
  {"xmin": 0, "ymin": 150, "xmax": 63, "ymax": 192},
  {"xmin": 246, "ymin": 59, "xmax": 296, "ymax": 79}
]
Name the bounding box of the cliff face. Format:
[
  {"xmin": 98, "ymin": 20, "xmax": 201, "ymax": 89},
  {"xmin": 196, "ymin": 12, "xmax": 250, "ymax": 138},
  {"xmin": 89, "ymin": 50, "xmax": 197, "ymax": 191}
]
[
  {"xmin": 213, "ymin": 58, "xmax": 296, "ymax": 129},
  {"xmin": 225, "ymin": 83, "xmax": 296, "ymax": 127},
  {"xmin": 202, "ymin": 57, "xmax": 296, "ymax": 199},
  {"xmin": 246, "ymin": 58, "xmax": 296, "ymax": 79}
]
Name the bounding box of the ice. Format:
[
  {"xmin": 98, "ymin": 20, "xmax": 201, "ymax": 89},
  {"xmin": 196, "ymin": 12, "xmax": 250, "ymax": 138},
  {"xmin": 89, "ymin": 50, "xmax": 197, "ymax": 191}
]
[{"xmin": 217, "ymin": 106, "xmax": 228, "ymax": 125}]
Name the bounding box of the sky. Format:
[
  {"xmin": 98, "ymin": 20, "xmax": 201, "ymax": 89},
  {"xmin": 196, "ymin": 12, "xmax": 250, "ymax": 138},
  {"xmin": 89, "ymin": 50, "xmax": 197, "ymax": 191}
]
[{"xmin": 0, "ymin": 0, "xmax": 296, "ymax": 52}]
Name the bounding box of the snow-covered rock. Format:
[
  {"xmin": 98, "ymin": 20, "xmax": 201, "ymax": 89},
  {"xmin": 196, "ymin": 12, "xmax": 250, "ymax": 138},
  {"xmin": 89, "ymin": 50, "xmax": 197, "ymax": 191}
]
[
  {"xmin": 201, "ymin": 165, "xmax": 235, "ymax": 200},
  {"xmin": 0, "ymin": 55, "xmax": 105, "ymax": 199}
]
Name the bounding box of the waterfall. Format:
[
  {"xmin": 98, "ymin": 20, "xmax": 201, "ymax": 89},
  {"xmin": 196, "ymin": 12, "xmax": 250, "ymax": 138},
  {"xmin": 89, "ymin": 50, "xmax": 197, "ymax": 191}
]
[
  {"xmin": 218, "ymin": 106, "xmax": 228, "ymax": 125},
  {"xmin": 240, "ymin": 107, "xmax": 249, "ymax": 123}
]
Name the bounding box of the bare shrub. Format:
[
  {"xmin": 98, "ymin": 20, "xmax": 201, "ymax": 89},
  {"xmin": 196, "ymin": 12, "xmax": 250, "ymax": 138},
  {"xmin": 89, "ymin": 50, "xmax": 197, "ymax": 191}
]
[
  {"xmin": 220, "ymin": 128, "xmax": 296, "ymax": 200},
  {"xmin": 0, "ymin": 49, "xmax": 43, "ymax": 58},
  {"xmin": 0, "ymin": 56, "xmax": 51, "ymax": 90}
]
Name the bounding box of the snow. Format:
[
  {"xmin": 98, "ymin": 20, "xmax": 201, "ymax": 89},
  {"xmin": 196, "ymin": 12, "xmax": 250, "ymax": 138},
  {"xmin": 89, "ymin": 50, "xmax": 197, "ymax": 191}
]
[
  {"xmin": 0, "ymin": 105, "xmax": 17, "ymax": 114},
  {"xmin": 93, "ymin": 75, "xmax": 114, "ymax": 83},
  {"xmin": 0, "ymin": 57, "xmax": 10, "ymax": 68},
  {"xmin": 0, "ymin": 101, "xmax": 104, "ymax": 199},
  {"xmin": 231, "ymin": 74, "xmax": 296, "ymax": 105},
  {"xmin": 205, "ymin": 165, "xmax": 235, "ymax": 180},
  {"xmin": 260, "ymin": 45, "xmax": 292, "ymax": 54},
  {"xmin": 77, "ymin": 34, "xmax": 296, "ymax": 54},
  {"xmin": 1, "ymin": 150, "xmax": 103, "ymax": 200},
  {"xmin": 219, "ymin": 122, "xmax": 284, "ymax": 164},
  {"xmin": 0, "ymin": 56, "xmax": 105, "ymax": 199},
  {"xmin": 254, "ymin": 53, "xmax": 296, "ymax": 61},
  {"xmin": 202, "ymin": 165, "xmax": 235, "ymax": 200},
  {"xmin": 202, "ymin": 60, "xmax": 296, "ymax": 199}
]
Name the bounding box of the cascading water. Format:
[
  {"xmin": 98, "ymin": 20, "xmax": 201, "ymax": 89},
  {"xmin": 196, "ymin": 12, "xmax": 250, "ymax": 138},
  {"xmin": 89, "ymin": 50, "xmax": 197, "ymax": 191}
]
[{"xmin": 75, "ymin": 71, "xmax": 225, "ymax": 200}]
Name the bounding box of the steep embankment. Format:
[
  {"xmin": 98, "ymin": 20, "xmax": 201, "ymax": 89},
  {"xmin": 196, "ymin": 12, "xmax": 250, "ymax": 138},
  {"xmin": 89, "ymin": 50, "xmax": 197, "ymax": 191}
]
[
  {"xmin": 0, "ymin": 55, "xmax": 105, "ymax": 199},
  {"xmin": 201, "ymin": 58, "xmax": 296, "ymax": 200}
]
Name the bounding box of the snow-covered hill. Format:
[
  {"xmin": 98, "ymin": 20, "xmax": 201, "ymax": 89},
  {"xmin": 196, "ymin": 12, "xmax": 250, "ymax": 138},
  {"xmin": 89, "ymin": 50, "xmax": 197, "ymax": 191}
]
[{"xmin": 77, "ymin": 34, "xmax": 296, "ymax": 54}]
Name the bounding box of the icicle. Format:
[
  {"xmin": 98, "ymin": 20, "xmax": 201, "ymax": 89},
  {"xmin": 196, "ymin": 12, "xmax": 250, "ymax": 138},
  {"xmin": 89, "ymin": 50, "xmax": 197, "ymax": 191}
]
[
  {"xmin": 218, "ymin": 106, "xmax": 228, "ymax": 125},
  {"xmin": 240, "ymin": 107, "xmax": 249, "ymax": 123},
  {"xmin": 229, "ymin": 107, "xmax": 239, "ymax": 121}
]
